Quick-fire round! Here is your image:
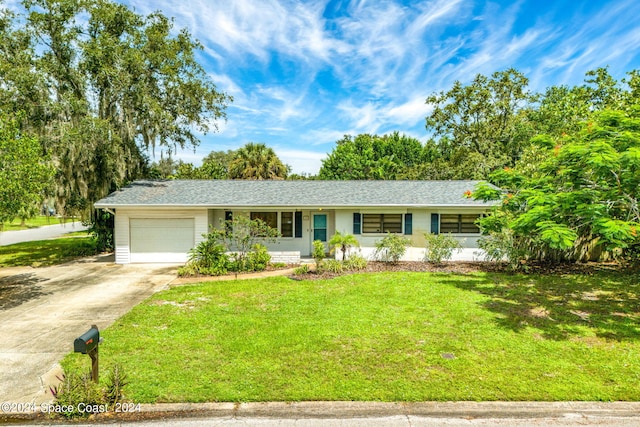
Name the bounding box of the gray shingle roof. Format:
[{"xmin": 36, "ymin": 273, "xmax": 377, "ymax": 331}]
[{"xmin": 95, "ymin": 180, "xmax": 498, "ymax": 208}]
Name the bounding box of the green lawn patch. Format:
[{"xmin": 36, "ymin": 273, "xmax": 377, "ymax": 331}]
[
  {"xmin": 0, "ymin": 234, "xmax": 97, "ymax": 267},
  {"xmin": 1, "ymin": 215, "xmax": 68, "ymax": 231},
  {"xmin": 62, "ymin": 271, "xmax": 640, "ymax": 402}
]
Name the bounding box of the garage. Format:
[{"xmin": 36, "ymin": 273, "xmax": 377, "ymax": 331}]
[{"xmin": 129, "ymin": 218, "xmax": 195, "ymax": 263}]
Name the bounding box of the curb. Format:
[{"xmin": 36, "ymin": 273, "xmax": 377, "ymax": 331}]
[
  {"xmin": 3, "ymin": 401, "xmax": 640, "ymax": 423},
  {"xmin": 135, "ymin": 401, "xmax": 640, "ymax": 419}
]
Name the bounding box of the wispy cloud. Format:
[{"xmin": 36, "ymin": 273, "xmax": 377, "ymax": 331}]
[{"xmin": 118, "ymin": 0, "xmax": 640, "ymax": 174}]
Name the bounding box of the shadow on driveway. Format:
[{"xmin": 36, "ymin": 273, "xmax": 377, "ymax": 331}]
[{"xmin": 0, "ymin": 273, "xmax": 49, "ymax": 310}]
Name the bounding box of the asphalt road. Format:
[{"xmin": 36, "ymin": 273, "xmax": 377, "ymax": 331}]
[{"xmin": 0, "ymin": 221, "xmax": 89, "ymax": 246}]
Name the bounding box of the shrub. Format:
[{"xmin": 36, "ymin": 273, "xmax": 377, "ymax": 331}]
[
  {"xmin": 50, "ymin": 372, "xmax": 103, "ymax": 418},
  {"xmin": 344, "ymin": 254, "xmax": 367, "ymax": 270},
  {"xmin": 184, "ymin": 239, "xmax": 229, "ymax": 276},
  {"xmin": 374, "ymin": 233, "xmax": 411, "ymax": 263},
  {"xmin": 293, "ymin": 264, "xmax": 310, "ymax": 275},
  {"xmin": 221, "ymin": 216, "xmax": 279, "ymax": 269},
  {"xmin": 312, "ymin": 240, "xmax": 326, "ymax": 265},
  {"xmin": 478, "ymin": 229, "xmax": 528, "ymax": 271},
  {"xmin": 270, "ymin": 262, "xmax": 287, "ymax": 269},
  {"xmin": 423, "ymin": 233, "xmax": 462, "ymax": 264},
  {"xmin": 311, "ymin": 240, "xmax": 325, "ymax": 273},
  {"xmin": 323, "ymin": 259, "xmax": 345, "ymax": 273},
  {"xmin": 104, "ymin": 364, "xmax": 128, "ymax": 406},
  {"xmin": 88, "ymin": 210, "xmax": 114, "ymax": 253},
  {"xmin": 245, "ymin": 243, "xmax": 271, "ymax": 272},
  {"xmin": 50, "ymin": 365, "xmax": 128, "ymax": 418},
  {"xmin": 328, "ymin": 231, "xmax": 360, "ymax": 261},
  {"xmin": 619, "ymin": 241, "xmax": 640, "ymax": 268}
]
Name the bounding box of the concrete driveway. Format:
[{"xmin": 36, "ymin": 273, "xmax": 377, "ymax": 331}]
[{"xmin": 0, "ymin": 255, "xmax": 178, "ymax": 404}]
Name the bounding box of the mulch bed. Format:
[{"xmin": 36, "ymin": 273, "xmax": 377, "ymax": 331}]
[{"xmin": 290, "ymin": 260, "xmax": 630, "ymax": 281}]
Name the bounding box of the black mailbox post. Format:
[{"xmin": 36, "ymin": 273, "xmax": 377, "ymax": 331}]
[{"xmin": 73, "ymin": 325, "xmax": 102, "ymax": 382}]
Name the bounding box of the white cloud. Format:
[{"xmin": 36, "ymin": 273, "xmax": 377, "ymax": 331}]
[
  {"xmin": 119, "ymin": 0, "xmax": 640, "ymax": 175},
  {"xmin": 385, "ymin": 96, "xmax": 432, "ymax": 127},
  {"xmin": 276, "ymin": 147, "xmax": 326, "ymax": 174}
]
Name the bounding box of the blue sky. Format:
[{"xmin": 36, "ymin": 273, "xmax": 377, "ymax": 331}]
[{"xmin": 123, "ymin": 1, "xmax": 639, "ymax": 173}]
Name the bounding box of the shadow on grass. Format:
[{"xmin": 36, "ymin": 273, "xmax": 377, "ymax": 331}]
[
  {"xmin": 0, "ymin": 237, "xmax": 97, "ymax": 267},
  {"xmin": 0, "ymin": 273, "xmax": 49, "ymax": 310},
  {"xmin": 444, "ymin": 270, "xmax": 640, "ymax": 342}
]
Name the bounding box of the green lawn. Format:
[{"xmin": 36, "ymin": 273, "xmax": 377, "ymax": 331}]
[
  {"xmin": 1, "ymin": 215, "xmax": 67, "ymax": 231},
  {"xmin": 0, "ymin": 233, "xmax": 97, "ymax": 267},
  {"xmin": 63, "ymin": 270, "xmax": 640, "ymax": 402}
]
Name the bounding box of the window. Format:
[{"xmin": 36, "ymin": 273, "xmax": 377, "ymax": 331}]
[
  {"xmin": 440, "ymin": 214, "xmax": 481, "ymax": 234},
  {"xmin": 362, "ymin": 214, "xmax": 403, "ymax": 234},
  {"xmin": 224, "ymin": 211, "xmax": 233, "ymax": 233},
  {"xmin": 250, "ymin": 212, "xmax": 277, "ymax": 229},
  {"xmin": 250, "ymin": 211, "xmax": 302, "ymax": 238},
  {"xmin": 281, "ymin": 212, "xmax": 293, "ymax": 237}
]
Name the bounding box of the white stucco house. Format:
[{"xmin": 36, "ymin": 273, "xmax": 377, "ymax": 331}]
[{"xmin": 94, "ymin": 180, "xmax": 499, "ymax": 264}]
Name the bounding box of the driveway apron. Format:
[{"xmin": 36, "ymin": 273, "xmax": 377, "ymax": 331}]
[{"xmin": 0, "ymin": 256, "xmax": 178, "ymax": 404}]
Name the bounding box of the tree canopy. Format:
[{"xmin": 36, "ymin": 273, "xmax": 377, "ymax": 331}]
[
  {"xmin": 474, "ymin": 108, "xmax": 640, "ymax": 266},
  {"xmin": 228, "ymin": 142, "xmax": 289, "ymax": 180},
  {"xmin": 319, "ymin": 132, "xmax": 424, "ymax": 180},
  {"xmin": 0, "ymin": 114, "xmax": 54, "ymax": 228},
  {"xmin": 0, "ymin": 0, "xmax": 231, "ymax": 218}
]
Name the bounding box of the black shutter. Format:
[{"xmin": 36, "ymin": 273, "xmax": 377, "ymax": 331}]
[
  {"xmin": 353, "ymin": 213, "xmax": 361, "ymax": 235},
  {"xmin": 404, "ymin": 213, "xmax": 413, "ymax": 235},
  {"xmin": 431, "ymin": 213, "xmax": 439, "ymax": 234}
]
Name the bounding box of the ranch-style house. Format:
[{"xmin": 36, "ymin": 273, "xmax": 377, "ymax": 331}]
[{"xmin": 94, "ymin": 180, "xmax": 498, "ymax": 264}]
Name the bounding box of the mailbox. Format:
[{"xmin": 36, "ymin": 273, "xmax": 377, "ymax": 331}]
[
  {"xmin": 73, "ymin": 325, "xmax": 102, "ymax": 382},
  {"xmin": 74, "ymin": 325, "xmax": 100, "ymax": 354}
]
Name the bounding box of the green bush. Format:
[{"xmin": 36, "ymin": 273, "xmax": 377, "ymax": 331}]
[
  {"xmin": 104, "ymin": 364, "xmax": 128, "ymax": 406},
  {"xmin": 478, "ymin": 229, "xmax": 528, "ymax": 271},
  {"xmin": 423, "ymin": 233, "xmax": 462, "ymax": 264},
  {"xmin": 88, "ymin": 210, "xmax": 114, "ymax": 252},
  {"xmin": 183, "ymin": 239, "xmax": 229, "ymax": 276},
  {"xmin": 344, "ymin": 254, "xmax": 368, "ymax": 270},
  {"xmin": 323, "ymin": 259, "xmax": 345, "ymax": 273},
  {"xmin": 49, "ymin": 365, "xmax": 128, "ymax": 418},
  {"xmin": 177, "ymin": 264, "xmax": 194, "ymax": 276},
  {"xmin": 312, "ymin": 240, "xmax": 326, "ymax": 262},
  {"xmin": 293, "ymin": 264, "xmax": 310, "ymax": 275},
  {"xmin": 619, "ymin": 241, "xmax": 640, "ymax": 268},
  {"xmin": 328, "ymin": 231, "xmax": 360, "ymax": 261},
  {"xmin": 374, "ymin": 233, "xmax": 411, "ymax": 263},
  {"xmin": 270, "ymin": 262, "xmax": 287, "ymax": 268},
  {"xmin": 245, "ymin": 243, "xmax": 271, "ymax": 272}
]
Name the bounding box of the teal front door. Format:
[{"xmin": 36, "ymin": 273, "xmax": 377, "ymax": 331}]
[{"xmin": 313, "ymin": 214, "xmax": 327, "ymax": 242}]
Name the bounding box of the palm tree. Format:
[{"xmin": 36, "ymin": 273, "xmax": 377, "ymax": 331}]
[
  {"xmin": 228, "ymin": 142, "xmax": 288, "ymax": 180},
  {"xmin": 329, "ymin": 231, "xmax": 360, "ymax": 261}
]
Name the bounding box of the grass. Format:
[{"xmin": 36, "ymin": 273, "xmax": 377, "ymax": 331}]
[
  {"xmin": 62, "ymin": 270, "xmax": 640, "ymax": 402},
  {"xmin": 0, "ymin": 233, "xmax": 97, "ymax": 267},
  {"xmin": 1, "ymin": 215, "xmax": 71, "ymax": 231}
]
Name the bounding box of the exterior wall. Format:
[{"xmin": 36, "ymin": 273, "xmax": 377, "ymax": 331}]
[
  {"xmin": 114, "ymin": 206, "xmax": 487, "ymax": 264},
  {"xmin": 208, "ymin": 209, "xmax": 321, "ymax": 256},
  {"xmin": 332, "ymin": 208, "xmax": 486, "ymax": 261},
  {"xmin": 268, "ymin": 251, "xmax": 301, "ymax": 264},
  {"xmin": 114, "ymin": 208, "xmax": 208, "ymax": 264}
]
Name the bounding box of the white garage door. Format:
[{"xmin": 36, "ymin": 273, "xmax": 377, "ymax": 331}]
[{"xmin": 129, "ymin": 218, "xmax": 195, "ymax": 262}]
